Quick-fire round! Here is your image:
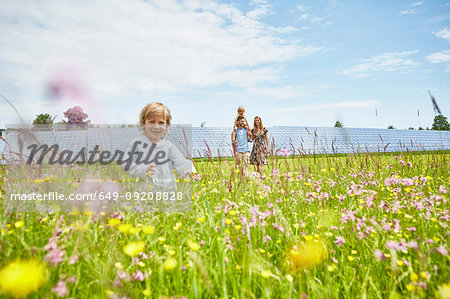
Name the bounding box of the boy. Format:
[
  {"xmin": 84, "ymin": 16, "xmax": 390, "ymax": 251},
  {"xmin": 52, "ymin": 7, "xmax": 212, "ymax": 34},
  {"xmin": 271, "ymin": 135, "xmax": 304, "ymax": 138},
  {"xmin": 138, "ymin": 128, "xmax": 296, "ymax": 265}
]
[
  {"xmin": 123, "ymin": 102, "xmax": 196, "ymax": 191},
  {"xmin": 232, "ymin": 115, "xmax": 252, "ymax": 177}
]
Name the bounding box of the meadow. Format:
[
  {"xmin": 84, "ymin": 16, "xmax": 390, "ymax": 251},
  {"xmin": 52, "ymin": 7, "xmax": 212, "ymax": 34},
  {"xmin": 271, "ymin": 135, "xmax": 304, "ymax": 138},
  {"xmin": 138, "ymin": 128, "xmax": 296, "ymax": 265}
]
[{"xmin": 0, "ymin": 150, "xmax": 449, "ymax": 298}]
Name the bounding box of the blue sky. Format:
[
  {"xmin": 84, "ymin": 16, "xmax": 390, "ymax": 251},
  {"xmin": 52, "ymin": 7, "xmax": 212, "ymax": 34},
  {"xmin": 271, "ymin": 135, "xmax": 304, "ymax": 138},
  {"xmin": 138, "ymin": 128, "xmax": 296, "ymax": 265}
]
[{"xmin": 1, "ymin": 0, "xmax": 449, "ymax": 129}]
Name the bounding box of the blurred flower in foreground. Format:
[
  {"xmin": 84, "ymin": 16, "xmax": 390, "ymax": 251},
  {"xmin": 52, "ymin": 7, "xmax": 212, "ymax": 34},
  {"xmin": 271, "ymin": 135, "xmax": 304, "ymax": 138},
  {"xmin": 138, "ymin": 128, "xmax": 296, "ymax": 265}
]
[
  {"xmin": 123, "ymin": 241, "xmax": 146, "ymax": 257},
  {"xmin": 286, "ymin": 240, "xmax": 328, "ymax": 271},
  {"xmin": 439, "ymin": 282, "xmax": 450, "ymax": 299},
  {"xmin": 0, "ymin": 259, "xmax": 47, "ymax": 298},
  {"xmin": 163, "ymin": 257, "xmax": 177, "ymax": 271},
  {"xmin": 47, "ymin": 68, "xmax": 89, "ymax": 101}
]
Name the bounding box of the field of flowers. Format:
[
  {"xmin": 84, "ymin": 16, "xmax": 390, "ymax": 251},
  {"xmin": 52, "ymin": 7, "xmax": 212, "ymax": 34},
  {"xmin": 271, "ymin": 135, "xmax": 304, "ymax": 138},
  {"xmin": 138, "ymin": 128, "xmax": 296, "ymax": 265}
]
[{"xmin": 0, "ymin": 151, "xmax": 449, "ymax": 298}]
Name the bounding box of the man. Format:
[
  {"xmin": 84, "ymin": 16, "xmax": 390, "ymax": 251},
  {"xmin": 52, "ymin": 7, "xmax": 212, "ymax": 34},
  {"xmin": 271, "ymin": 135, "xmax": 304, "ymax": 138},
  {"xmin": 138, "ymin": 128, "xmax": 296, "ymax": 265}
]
[{"xmin": 232, "ymin": 115, "xmax": 252, "ymax": 177}]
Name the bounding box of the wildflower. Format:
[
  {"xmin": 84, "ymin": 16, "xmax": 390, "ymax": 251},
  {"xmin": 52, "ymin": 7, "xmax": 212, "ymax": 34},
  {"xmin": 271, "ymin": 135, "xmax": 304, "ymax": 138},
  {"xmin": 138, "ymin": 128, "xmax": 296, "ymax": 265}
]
[
  {"xmin": 118, "ymin": 223, "xmax": 132, "ymax": 234},
  {"xmin": 348, "ymin": 256, "xmax": 355, "ymax": 262},
  {"xmin": 143, "ymin": 289, "xmax": 152, "ymax": 296},
  {"xmin": 188, "ymin": 240, "xmax": 200, "ymax": 251},
  {"xmin": 374, "ymin": 249, "xmax": 387, "ymax": 260},
  {"xmin": 279, "ymin": 148, "xmax": 291, "ymax": 157},
  {"xmin": 52, "ymin": 280, "xmax": 68, "ymax": 297},
  {"xmin": 123, "ymin": 241, "xmax": 146, "ymax": 257},
  {"xmin": 436, "ymin": 246, "xmax": 448, "ymax": 256},
  {"xmin": 438, "ymin": 282, "xmax": 450, "ymax": 299},
  {"xmin": 334, "ymin": 236, "xmax": 345, "ymax": 246},
  {"xmin": 327, "ymin": 264, "xmax": 337, "ymax": 272},
  {"xmin": 193, "ymin": 173, "xmax": 201, "ymax": 182},
  {"xmin": 163, "ymin": 258, "xmax": 177, "ymax": 271},
  {"xmin": 132, "ymin": 270, "xmax": 145, "ymax": 281},
  {"xmin": 261, "ymin": 270, "xmax": 272, "ymax": 278},
  {"xmin": 286, "ymin": 240, "xmax": 327, "ymax": 271},
  {"xmin": 173, "ymin": 222, "xmax": 182, "ymax": 231},
  {"xmin": 0, "ymin": 259, "xmax": 47, "ymax": 298},
  {"xmin": 142, "ymin": 225, "xmax": 155, "ymax": 235},
  {"xmin": 286, "ymin": 274, "xmax": 294, "ymax": 282},
  {"xmin": 14, "ymin": 221, "xmax": 24, "ymax": 228}
]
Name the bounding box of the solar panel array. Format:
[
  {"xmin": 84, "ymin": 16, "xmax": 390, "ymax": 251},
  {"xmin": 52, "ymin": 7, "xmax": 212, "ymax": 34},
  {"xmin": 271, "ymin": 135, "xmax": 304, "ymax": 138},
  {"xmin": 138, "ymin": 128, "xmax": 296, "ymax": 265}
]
[{"xmin": 1, "ymin": 126, "xmax": 449, "ymax": 163}]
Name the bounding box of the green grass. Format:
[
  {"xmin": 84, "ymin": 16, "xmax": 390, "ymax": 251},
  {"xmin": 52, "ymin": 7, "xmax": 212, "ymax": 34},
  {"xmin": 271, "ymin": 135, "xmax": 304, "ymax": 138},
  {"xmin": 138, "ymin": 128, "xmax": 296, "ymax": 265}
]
[{"xmin": 0, "ymin": 151, "xmax": 449, "ymax": 298}]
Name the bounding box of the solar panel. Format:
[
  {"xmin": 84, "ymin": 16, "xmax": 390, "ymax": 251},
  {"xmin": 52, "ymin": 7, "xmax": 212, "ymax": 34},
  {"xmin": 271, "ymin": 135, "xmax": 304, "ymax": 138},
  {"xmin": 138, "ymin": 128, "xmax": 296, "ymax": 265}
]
[{"xmin": 1, "ymin": 126, "xmax": 449, "ymax": 160}]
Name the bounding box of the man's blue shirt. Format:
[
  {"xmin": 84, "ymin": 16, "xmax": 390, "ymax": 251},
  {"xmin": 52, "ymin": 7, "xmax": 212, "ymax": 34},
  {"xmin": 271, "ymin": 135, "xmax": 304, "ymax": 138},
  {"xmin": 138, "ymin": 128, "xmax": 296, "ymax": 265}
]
[{"xmin": 235, "ymin": 128, "xmax": 249, "ymax": 153}]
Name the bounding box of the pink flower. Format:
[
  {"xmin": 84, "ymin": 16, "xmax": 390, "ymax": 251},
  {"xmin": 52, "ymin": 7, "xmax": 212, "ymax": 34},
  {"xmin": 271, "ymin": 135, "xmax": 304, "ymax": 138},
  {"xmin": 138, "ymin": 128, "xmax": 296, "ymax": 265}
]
[
  {"xmin": 193, "ymin": 174, "xmax": 201, "ymax": 182},
  {"xmin": 374, "ymin": 249, "xmax": 387, "ymax": 260},
  {"xmin": 263, "ymin": 235, "xmax": 272, "ymax": 243},
  {"xmin": 334, "ymin": 236, "xmax": 345, "ymax": 246},
  {"xmin": 132, "ymin": 270, "xmax": 145, "ymax": 281},
  {"xmin": 435, "ymin": 246, "xmax": 448, "ymax": 256},
  {"xmin": 52, "ymin": 280, "xmax": 68, "ymax": 297},
  {"xmin": 279, "ymin": 148, "xmax": 291, "ymax": 157}
]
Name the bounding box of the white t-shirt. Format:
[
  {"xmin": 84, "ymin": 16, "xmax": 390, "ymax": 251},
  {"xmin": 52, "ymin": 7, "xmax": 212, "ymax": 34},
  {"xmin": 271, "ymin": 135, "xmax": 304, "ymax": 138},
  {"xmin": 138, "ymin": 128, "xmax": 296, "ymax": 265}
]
[{"xmin": 122, "ymin": 135, "xmax": 195, "ymax": 190}]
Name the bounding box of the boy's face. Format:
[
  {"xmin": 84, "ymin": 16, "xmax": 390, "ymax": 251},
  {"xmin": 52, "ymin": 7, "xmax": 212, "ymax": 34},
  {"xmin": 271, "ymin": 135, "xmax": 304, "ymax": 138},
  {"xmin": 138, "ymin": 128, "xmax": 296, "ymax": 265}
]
[
  {"xmin": 144, "ymin": 115, "xmax": 167, "ymax": 141},
  {"xmin": 238, "ymin": 110, "xmax": 244, "ymax": 116}
]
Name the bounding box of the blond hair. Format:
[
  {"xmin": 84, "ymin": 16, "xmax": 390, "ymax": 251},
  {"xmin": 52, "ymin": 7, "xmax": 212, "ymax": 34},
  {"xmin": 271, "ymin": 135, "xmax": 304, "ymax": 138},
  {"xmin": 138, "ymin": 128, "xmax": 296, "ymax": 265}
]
[
  {"xmin": 139, "ymin": 102, "xmax": 172, "ymax": 126},
  {"xmin": 237, "ymin": 106, "xmax": 245, "ymax": 114},
  {"xmin": 253, "ymin": 116, "xmax": 263, "ymax": 131}
]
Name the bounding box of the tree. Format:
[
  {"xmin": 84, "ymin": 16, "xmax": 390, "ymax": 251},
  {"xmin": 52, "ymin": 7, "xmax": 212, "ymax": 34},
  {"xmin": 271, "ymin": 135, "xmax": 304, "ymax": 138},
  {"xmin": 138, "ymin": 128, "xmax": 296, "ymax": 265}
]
[
  {"xmin": 387, "ymin": 125, "xmax": 395, "ymax": 129},
  {"xmin": 431, "ymin": 115, "xmax": 450, "ymax": 131},
  {"xmin": 33, "ymin": 113, "xmax": 53, "ymax": 125},
  {"xmin": 63, "ymin": 106, "xmax": 90, "ymax": 125},
  {"xmin": 201, "ymin": 121, "xmax": 206, "ymax": 127},
  {"xmin": 334, "ymin": 121, "xmax": 343, "ymax": 128},
  {"xmin": 408, "ymin": 127, "xmax": 415, "ymax": 130}
]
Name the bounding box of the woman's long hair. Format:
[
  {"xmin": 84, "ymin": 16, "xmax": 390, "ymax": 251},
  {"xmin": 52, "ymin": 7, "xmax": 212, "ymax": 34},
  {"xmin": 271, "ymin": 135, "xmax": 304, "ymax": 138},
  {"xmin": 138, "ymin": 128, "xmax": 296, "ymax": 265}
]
[{"xmin": 253, "ymin": 116, "xmax": 263, "ymax": 131}]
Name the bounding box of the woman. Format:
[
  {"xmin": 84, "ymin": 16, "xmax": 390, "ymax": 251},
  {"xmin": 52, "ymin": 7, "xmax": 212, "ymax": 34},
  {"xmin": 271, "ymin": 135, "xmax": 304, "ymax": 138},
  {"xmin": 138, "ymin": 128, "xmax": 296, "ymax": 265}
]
[{"xmin": 250, "ymin": 116, "xmax": 269, "ymax": 173}]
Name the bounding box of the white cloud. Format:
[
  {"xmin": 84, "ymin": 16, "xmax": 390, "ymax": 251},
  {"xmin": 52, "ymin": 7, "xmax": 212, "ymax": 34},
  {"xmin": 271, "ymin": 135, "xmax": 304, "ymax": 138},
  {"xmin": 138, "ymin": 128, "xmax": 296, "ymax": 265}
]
[
  {"xmin": 246, "ymin": 86, "xmax": 310, "ymax": 99},
  {"xmin": 400, "ymin": 9, "xmax": 418, "ymax": 15},
  {"xmin": 441, "ymin": 2, "xmax": 450, "ymax": 7},
  {"xmin": 341, "ymin": 51, "xmax": 419, "ymax": 77},
  {"xmin": 276, "ymin": 100, "xmax": 380, "ymax": 111},
  {"xmin": 0, "ymin": 0, "xmax": 317, "ymax": 99},
  {"xmin": 434, "ymin": 27, "xmax": 450, "ymax": 42},
  {"xmin": 296, "ymin": 5, "xmax": 307, "ymax": 12},
  {"xmin": 412, "ymin": 1, "xmax": 423, "ymax": 6},
  {"xmin": 426, "ymin": 50, "xmax": 450, "ymax": 63}
]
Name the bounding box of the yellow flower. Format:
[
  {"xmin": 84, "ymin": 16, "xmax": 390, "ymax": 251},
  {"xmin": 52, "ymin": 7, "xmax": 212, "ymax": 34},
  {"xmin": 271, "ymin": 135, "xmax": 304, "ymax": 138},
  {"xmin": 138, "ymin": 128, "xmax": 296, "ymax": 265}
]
[
  {"xmin": 14, "ymin": 221, "xmax": 24, "ymax": 229},
  {"xmin": 327, "ymin": 264, "xmax": 337, "ymax": 272},
  {"xmin": 143, "ymin": 289, "xmax": 152, "ymax": 296},
  {"xmin": 261, "ymin": 270, "xmax": 272, "ymax": 278},
  {"xmin": 173, "ymin": 222, "xmax": 182, "ymax": 231},
  {"xmin": 347, "ymin": 256, "xmax": 355, "ymax": 262},
  {"xmin": 286, "ymin": 274, "xmax": 294, "ymax": 282},
  {"xmin": 235, "ymin": 265, "xmax": 241, "ymax": 270},
  {"xmin": 118, "ymin": 224, "xmax": 132, "ymax": 234},
  {"xmin": 439, "ymin": 282, "xmax": 450, "ymax": 299},
  {"xmin": 188, "ymin": 240, "xmax": 200, "ymax": 251},
  {"xmin": 286, "ymin": 240, "xmax": 327, "ymax": 271},
  {"xmin": 123, "ymin": 241, "xmax": 146, "ymax": 257},
  {"xmin": 225, "ymin": 218, "xmax": 232, "ymax": 225},
  {"xmin": 163, "ymin": 258, "xmax": 177, "ymax": 271},
  {"xmin": 397, "ymin": 260, "xmax": 404, "ymax": 266},
  {"xmin": 168, "ymin": 250, "xmax": 176, "ymax": 256},
  {"xmin": 406, "ymin": 284, "xmax": 415, "ymax": 291},
  {"xmin": 142, "ymin": 225, "xmax": 155, "ymax": 235},
  {"xmin": 107, "ymin": 218, "xmax": 121, "ymax": 227},
  {"xmin": 0, "ymin": 259, "xmax": 47, "ymax": 298},
  {"xmin": 197, "ymin": 217, "xmax": 206, "ymax": 223},
  {"xmin": 410, "ymin": 273, "xmax": 418, "ymax": 281}
]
